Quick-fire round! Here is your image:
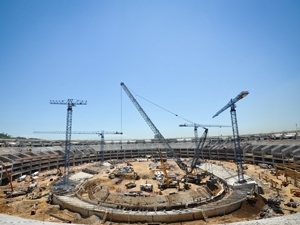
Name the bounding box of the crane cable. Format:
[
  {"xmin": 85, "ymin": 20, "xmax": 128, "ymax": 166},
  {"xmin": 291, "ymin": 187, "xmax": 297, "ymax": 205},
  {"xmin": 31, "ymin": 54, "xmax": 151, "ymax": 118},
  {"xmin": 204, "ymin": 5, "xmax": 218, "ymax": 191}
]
[
  {"xmin": 120, "ymin": 86, "xmax": 123, "ymax": 152},
  {"xmin": 128, "ymin": 86, "xmax": 195, "ymax": 125}
]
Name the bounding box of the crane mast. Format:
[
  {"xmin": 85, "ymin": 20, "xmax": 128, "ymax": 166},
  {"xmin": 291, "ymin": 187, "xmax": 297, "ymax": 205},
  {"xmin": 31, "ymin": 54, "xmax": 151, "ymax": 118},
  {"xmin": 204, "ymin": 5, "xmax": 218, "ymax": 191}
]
[
  {"xmin": 212, "ymin": 91, "xmax": 249, "ymax": 183},
  {"xmin": 50, "ymin": 99, "xmax": 87, "ymax": 187},
  {"xmin": 120, "ymin": 82, "xmax": 188, "ymax": 174},
  {"xmin": 33, "ymin": 131, "xmax": 122, "ymax": 165}
]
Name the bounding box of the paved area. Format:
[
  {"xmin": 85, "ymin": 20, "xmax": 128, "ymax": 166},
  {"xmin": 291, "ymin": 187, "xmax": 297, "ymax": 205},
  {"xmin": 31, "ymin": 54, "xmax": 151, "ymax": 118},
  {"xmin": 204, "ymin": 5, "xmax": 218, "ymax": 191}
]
[
  {"xmin": 214, "ymin": 212, "xmax": 300, "ymax": 225},
  {"xmin": 0, "ymin": 213, "xmax": 84, "ymax": 225}
]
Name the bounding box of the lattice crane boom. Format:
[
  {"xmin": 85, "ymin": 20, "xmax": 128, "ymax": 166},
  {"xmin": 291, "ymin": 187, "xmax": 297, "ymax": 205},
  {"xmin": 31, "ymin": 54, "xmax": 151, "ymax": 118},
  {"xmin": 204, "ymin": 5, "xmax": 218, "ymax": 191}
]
[
  {"xmin": 212, "ymin": 91, "xmax": 249, "ymax": 118},
  {"xmin": 212, "ymin": 91, "xmax": 249, "ymax": 183},
  {"xmin": 120, "ymin": 82, "xmax": 188, "ymax": 174},
  {"xmin": 189, "ymin": 128, "xmax": 208, "ymax": 174},
  {"xmin": 179, "ymin": 123, "xmax": 231, "ymax": 128},
  {"xmin": 179, "ymin": 123, "xmax": 230, "ymax": 169}
]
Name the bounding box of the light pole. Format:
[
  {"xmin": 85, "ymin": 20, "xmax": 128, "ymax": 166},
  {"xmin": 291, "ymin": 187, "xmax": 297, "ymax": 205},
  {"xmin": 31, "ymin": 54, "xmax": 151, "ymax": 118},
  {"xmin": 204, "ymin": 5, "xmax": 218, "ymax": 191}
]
[{"xmin": 296, "ymin": 124, "xmax": 298, "ymax": 132}]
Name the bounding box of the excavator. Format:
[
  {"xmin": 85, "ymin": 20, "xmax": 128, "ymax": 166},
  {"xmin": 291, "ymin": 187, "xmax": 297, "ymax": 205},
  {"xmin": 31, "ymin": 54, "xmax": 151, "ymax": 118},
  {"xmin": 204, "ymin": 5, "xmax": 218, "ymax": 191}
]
[
  {"xmin": 1, "ymin": 164, "xmax": 14, "ymax": 196},
  {"xmin": 246, "ymin": 184, "xmax": 258, "ymax": 203},
  {"xmin": 1, "ymin": 164, "xmax": 27, "ymax": 198}
]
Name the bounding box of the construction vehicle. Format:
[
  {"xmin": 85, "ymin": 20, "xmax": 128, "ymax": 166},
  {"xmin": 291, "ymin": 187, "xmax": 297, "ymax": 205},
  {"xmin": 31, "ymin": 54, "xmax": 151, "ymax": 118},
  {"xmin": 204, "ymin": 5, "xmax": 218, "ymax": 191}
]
[
  {"xmin": 1, "ymin": 164, "xmax": 12, "ymax": 185},
  {"xmin": 285, "ymin": 201, "xmax": 297, "ymax": 208},
  {"xmin": 282, "ymin": 180, "xmax": 289, "ymax": 187},
  {"xmin": 133, "ymin": 172, "xmax": 140, "ymax": 180},
  {"xmin": 156, "ymin": 149, "xmax": 178, "ymax": 190},
  {"xmin": 242, "ymin": 165, "xmax": 248, "ymax": 170},
  {"xmin": 124, "ymin": 191, "xmax": 149, "ymax": 197},
  {"xmin": 125, "ymin": 182, "xmax": 136, "ymax": 189},
  {"xmin": 270, "ymin": 179, "xmax": 279, "ymax": 188},
  {"xmin": 246, "ymin": 185, "xmax": 258, "ymax": 203},
  {"xmin": 121, "ymin": 82, "xmax": 188, "ymax": 174},
  {"xmin": 108, "ymin": 173, "xmax": 115, "ymax": 179},
  {"xmin": 181, "ymin": 126, "xmax": 208, "ymax": 174},
  {"xmin": 17, "ymin": 175, "xmax": 26, "ymax": 182},
  {"xmin": 179, "ymin": 123, "xmax": 229, "ymax": 173},
  {"xmin": 0, "ymin": 164, "xmax": 24, "ymax": 198},
  {"xmin": 140, "ymin": 183, "xmax": 153, "ymax": 192},
  {"xmin": 275, "ymin": 163, "xmax": 300, "ymax": 187},
  {"xmin": 185, "ymin": 174, "xmax": 204, "ymax": 184},
  {"xmin": 56, "ymin": 168, "xmax": 62, "ymax": 176},
  {"xmin": 292, "ymin": 190, "xmax": 300, "ymax": 197}
]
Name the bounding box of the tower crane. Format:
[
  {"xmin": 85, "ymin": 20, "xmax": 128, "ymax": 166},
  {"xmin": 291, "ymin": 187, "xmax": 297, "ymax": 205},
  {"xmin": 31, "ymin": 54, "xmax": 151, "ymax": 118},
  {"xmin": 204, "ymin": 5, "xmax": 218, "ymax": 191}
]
[
  {"xmin": 120, "ymin": 82, "xmax": 188, "ymax": 174},
  {"xmin": 179, "ymin": 123, "xmax": 231, "ymax": 172},
  {"xmin": 212, "ymin": 91, "xmax": 249, "ymax": 183},
  {"xmin": 50, "ymin": 99, "xmax": 87, "ymax": 186},
  {"xmin": 33, "ymin": 131, "xmax": 122, "ymax": 165}
]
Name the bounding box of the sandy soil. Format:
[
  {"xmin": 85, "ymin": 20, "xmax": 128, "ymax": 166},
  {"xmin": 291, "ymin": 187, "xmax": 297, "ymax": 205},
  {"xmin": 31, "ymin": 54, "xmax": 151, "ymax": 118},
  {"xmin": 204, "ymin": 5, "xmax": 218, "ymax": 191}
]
[{"xmin": 1, "ymin": 159, "xmax": 300, "ymax": 224}]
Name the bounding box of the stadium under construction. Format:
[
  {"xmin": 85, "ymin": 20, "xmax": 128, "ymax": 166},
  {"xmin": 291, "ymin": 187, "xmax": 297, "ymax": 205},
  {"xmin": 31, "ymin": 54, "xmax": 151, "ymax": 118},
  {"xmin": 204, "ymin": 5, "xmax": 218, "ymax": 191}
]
[{"xmin": 1, "ymin": 133, "xmax": 300, "ymax": 224}]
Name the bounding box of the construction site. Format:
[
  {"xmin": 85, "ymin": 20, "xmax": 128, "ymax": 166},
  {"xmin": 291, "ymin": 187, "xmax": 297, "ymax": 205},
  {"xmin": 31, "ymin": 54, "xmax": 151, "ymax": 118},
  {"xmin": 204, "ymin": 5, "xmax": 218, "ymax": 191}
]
[
  {"xmin": 1, "ymin": 137, "xmax": 300, "ymax": 224},
  {"xmin": 1, "ymin": 85, "xmax": 300, "ymax": 224}
]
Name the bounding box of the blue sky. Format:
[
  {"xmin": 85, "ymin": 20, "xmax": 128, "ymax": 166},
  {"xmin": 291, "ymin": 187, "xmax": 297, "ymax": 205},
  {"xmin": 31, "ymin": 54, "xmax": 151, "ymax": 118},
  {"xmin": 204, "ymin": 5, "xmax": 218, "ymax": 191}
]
[{"xmin": 1, "ymin": 1, "xmax": 299, "ymax": 141}]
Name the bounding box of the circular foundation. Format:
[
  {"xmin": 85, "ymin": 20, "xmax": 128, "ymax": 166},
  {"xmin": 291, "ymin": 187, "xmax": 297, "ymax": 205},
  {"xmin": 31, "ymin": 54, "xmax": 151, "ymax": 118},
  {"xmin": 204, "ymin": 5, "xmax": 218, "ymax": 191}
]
[{"xmin": 52, "ymin": 159, "xmax": 248, "ymax": 223}]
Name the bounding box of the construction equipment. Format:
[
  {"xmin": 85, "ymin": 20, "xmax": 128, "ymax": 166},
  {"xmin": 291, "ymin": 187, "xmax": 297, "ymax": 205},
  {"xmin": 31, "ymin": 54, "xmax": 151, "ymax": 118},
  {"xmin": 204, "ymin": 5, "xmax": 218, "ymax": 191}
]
[
  {"xmin": 180, "ymin": 126, "xmax": 208, "ymax": 174},
  {"xmin": 71, "ymin": 131, "xmax": 122, "ymax": 164},
  {"xmin": 275, "ymin": 164, "xmax": 300, "ymax": 188},
  {"xmin": 125, "ymin": 182, "xmax": 136, "ymax": 189},
  {"xmin": 282, "ymin": 180, "xmax": 289, "ymax": 187},
  {"xmin": 157, "ymin": 149, "xmax": 178, "ymax": 190},
  {"xmin": 246, "ymin": 186, "xmax": 257, "ymax": 203},
  {"xmin": 50, "ymin": 99, "xmax": 87, "ymax": 186},
  {"xmin": 140, "ymin": 183, "xmax": 153, "ymax": 192},
  {"xmin": 17, "ymin": 175, "xmax": 26, "ymax": 182},
  {"xmin": 34, "ymin": 131, "xmax": 122, "ymax": 165},
  {"xmin": 179, "ymin": 123, "xmax": 230, "ymax": 165},
  {"xmin": 56, "ymin": 168, "xmax": 62, "ymax": 176},
  {"xmin": 108, "ymin": 173, "xmax": 115, "ymax": 179},
  {"xmin": 1, "ymin": 164, "xmax": 13, "ymax": 195},
  {"xmin": 120, "ymin": 82, "xmax": 188, "ymax": 174},
  {"xmin": 1, "ymin": 164, "xmax": 27, "ymax": 198},
  {"xmin": 270, "ymin": 179, "xmax": 279, "ymax": 188},
  {"xmin": 212, "ymin": 91, "xmax": 249, "ymax": 183},
  {"xmin": 292, "ymin": 190, "xmax": 300, "ymax": 197}
]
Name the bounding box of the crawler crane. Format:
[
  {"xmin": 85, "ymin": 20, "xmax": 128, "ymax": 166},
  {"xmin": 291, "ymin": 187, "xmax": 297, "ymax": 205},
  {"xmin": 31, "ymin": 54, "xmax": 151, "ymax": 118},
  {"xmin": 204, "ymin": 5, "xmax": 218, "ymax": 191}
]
[
  {"xmin": 179, "ymin": 123, "xmax": 230, "ymax": 171},
  {"xmin": 120, "ymin": 82, "xmax": 188, "ymax": 174},
  {"xmin": 157, "ymin": 149, "xmax": 178, "ymax": 190}
]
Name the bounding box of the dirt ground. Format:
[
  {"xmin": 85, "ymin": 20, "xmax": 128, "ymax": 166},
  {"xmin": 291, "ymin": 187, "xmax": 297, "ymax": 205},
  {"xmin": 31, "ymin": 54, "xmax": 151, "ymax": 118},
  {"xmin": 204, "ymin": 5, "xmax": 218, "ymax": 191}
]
[{"xmin": 1, "ymin": 159, "xmax": 300, "ymax": 224}]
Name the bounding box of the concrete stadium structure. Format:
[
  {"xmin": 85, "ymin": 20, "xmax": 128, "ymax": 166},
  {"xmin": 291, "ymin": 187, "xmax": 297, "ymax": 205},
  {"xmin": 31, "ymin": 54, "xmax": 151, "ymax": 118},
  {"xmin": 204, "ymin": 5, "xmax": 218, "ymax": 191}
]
[
  {"xmin": 1, "ymin": 132, "xmax": 300, "ymax": 224},
  {"xmin": 1, "ymin": 132, "xmax": 300, "ymax": 185}
]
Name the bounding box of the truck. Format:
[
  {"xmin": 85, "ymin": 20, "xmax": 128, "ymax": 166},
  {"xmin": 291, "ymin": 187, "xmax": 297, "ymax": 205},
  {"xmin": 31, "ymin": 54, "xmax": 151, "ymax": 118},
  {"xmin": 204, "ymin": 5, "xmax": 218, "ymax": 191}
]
[
  {"xmin": 293, "ymin": 190, "xmax": 300, "ymax": 197},
  {"xmin": 17, "ymin": 175, "xmax": 26, "ymax": 182},
  {"xmin": 140, "ymin": 183, "xmax": 153, "ymax": 192},
  {"xmin": 125, "ymin": 182, "xmax": 136, "ymax": 189}
]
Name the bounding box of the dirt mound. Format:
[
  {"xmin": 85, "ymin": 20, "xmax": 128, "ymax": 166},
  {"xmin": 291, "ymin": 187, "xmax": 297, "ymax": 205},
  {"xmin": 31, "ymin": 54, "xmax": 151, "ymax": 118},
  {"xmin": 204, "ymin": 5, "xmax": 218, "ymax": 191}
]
[
  {"xmin": 0, "ymin": 203, "xmax": 12, "ymax": 213},
  {"xmin": 232, "ymin": 195, "xmax": 266, "ymax": 218}
]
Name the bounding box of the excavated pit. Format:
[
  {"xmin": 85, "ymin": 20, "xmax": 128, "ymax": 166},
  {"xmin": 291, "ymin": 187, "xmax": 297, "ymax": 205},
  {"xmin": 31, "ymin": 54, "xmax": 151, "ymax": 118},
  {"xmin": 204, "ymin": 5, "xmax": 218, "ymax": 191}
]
[{"xmin": 52, "ymin": 159, "xmax": 249, "ymax": 223}]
